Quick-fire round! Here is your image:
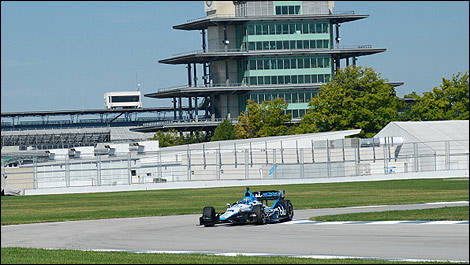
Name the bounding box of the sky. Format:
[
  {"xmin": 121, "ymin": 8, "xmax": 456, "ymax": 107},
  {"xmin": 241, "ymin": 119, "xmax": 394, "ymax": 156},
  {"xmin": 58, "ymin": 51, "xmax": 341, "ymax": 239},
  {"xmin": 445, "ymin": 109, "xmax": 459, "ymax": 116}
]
[{"xmin": 1, "ymin": 1, "xmax": 469, "ymax": 112}]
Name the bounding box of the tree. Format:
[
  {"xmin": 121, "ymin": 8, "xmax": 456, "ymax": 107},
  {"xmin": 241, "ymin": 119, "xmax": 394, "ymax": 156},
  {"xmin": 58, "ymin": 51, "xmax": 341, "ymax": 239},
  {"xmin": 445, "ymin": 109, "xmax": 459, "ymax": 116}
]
[
  {"xmin": 235, "ymin": 97, "xmax": 291, "ymax": 139},
  {"xmin": 211, "ymin": 119, "xmax": 236, "ymax": 141},
  {"xmin": 297, "ymin": 66, "xmax": 402, "ymax": 138},
  {"xmin": 152, "ymin": 129, "xmax": 206, "ymax": 147},
  {"xmin": 404, "ymin": 71, "xmax": 469, "ymax": 121}
]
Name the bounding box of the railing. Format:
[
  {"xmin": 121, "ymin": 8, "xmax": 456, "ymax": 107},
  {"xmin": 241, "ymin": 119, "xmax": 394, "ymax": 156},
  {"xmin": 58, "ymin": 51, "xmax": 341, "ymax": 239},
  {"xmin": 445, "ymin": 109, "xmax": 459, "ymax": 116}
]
[{"xmin": 2, "ymin": 139, "xmax": 468, "ymax": 190}]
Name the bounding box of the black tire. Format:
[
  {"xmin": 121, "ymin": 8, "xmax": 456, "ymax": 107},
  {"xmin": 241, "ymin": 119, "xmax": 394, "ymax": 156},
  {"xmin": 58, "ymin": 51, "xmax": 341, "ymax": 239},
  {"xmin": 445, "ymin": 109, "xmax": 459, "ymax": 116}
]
[
  {"xmin": 285, "ymin": 200, "xmax": 294, "ymax": 221},
  {"xmin": 202, "ymin": 206, "xmax": 216, "ymax": 227},
  {"xmin": 252, "ymin": 204, "xmax": 265, "ymax": 225}
]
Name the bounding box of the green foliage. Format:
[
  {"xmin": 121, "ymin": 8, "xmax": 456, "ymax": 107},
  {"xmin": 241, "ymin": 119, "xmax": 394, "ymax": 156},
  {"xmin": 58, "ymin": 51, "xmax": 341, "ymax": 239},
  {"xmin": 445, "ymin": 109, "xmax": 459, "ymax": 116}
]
[
  {"xmin": 211, "ymin": 119, "xmax": 237, "ymax": 141},
  {"xmin": 296, "ymin": 66, "xmax": 402, "ymax": 138},
  {"xmin": 235, "ymin": 98, "xmax": 291, "ymax": 139},
  {"xmin": 403, "ymin": 71, "xmax": 469, "ymax": 121},
  {"xmin": 152, "ymin": 129, "xmax": 206, "ymax": 147}
]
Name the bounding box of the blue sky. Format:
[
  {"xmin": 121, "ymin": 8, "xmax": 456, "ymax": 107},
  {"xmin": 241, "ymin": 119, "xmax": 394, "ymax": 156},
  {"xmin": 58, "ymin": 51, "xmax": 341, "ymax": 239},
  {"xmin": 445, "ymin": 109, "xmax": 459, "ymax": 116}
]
[{"xmin": 1, "ymin": 1, "xmax": 469, "ymax": 112}]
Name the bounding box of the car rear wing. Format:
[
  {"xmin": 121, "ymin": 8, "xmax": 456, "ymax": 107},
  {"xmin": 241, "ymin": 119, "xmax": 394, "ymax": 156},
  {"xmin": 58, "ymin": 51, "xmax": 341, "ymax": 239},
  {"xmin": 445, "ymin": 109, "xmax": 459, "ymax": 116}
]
[{"xmin": 253, "ymin": 190, "xmax": 285, "ymax": 200}]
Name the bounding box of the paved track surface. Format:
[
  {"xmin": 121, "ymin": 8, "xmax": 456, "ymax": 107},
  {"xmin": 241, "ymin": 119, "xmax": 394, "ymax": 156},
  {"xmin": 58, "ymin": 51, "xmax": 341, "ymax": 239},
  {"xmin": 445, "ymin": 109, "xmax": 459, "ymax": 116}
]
[{"xmin": 2, "ymin": 202, "xmax": 469, "ymax": 261}]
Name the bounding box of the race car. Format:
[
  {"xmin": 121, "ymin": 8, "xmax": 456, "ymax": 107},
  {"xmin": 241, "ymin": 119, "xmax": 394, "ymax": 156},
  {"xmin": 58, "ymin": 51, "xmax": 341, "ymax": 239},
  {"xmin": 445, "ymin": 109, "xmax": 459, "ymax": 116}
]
[{"xmin": 199, "ymin": 187, "xmax": 294, "ymax": 227}]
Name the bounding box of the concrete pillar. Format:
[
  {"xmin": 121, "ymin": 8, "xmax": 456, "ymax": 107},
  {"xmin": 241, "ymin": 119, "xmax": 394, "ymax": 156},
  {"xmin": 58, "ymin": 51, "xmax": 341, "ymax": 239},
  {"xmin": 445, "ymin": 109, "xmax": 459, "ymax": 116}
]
[
  {"xmin": 353, "ymin": 57, "xmax": 357, "ymax": 66},
  {"xmin": 201, "ymin": 29, "xmax": 206, "ymax": 52},
  {"xmin": 178, "ymin": 97, "xmax": 183, "ymax": 120},
  {"xmin": 193, "ymin": 63, "xmax": 197, "ymax": 87},
  {"xmin": 335, "ymin": 23, "xmax": 340, "ymax": 49},
  {"xmin": 188, "ymin": 96, "xmax": 193, "ymax": 119},
  {"xmin": 346, "ymin": 57, "xmax": 350, "ymax": 67},
  {"xmin": 187, "ymin": 64, "xmax": 192, "ymax": 87},
  {"xmin": 173, "ymin": 98, "xmax": 177, "ymax": 120}
]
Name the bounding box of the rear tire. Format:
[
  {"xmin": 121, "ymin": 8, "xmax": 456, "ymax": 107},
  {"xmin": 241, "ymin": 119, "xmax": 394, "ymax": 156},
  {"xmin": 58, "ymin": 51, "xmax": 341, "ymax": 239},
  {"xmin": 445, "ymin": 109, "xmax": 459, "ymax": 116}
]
[
  {"xmin": 202, "ymin": 206, "xmax": 216, "ymax": 227},
  {"xmin": 285, "ymin": 200, "xmax": 294, "ymax": 221},
  {"xmin": 253, "ymin": 204, "xmax": 265, "ymax": 225}
]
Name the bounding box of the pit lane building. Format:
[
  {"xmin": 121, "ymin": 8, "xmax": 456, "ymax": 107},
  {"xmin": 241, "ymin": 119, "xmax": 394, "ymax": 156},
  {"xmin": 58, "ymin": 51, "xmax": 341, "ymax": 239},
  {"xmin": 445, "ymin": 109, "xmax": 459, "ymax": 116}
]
[{"xmin": 145, "ymin": 1, "xmax": 403, "ymax": 120}]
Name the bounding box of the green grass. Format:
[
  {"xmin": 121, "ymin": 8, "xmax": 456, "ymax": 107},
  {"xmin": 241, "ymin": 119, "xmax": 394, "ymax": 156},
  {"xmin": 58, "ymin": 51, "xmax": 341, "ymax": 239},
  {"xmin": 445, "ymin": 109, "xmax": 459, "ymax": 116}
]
[
  {"xmin": 310, "ymin": 206, "xmax": 470, "ymax": 221},
  {"xmin": 1, "ymin": 178, "xmax": 468, "ymax": 225},
  {"xmin": 1, "ymin": 248, "xmax": 464, "ymax": 264}
]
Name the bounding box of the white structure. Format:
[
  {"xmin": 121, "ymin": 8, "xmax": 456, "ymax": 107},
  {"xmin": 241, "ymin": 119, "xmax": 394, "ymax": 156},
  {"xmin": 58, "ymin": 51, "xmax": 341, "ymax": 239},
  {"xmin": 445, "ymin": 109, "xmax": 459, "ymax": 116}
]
[{"xmin": 104, "ymin": 91, "xmax": 142, "ymax": 110}]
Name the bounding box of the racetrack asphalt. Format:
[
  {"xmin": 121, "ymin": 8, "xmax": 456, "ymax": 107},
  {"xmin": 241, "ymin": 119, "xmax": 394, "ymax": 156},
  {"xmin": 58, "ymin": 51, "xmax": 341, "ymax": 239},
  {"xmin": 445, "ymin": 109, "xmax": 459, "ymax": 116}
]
[{"xmin": 1, "ymin": 202, "xmax": 468, "ymax": 262}]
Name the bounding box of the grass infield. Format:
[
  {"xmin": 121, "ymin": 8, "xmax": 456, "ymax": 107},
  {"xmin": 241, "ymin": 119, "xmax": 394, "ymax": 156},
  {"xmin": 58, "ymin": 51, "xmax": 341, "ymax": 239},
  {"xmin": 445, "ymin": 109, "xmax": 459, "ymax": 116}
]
[
  {"xmin": 1, "ymin": 178, "xmax": 468, "ymax": 225},
  {"xmin": 1, "ymin": 248, "xmax": 465, "ymax": 264},
  {"xmin": 309, "ymin": 206, "xmax": 469, "ymax": 221}
]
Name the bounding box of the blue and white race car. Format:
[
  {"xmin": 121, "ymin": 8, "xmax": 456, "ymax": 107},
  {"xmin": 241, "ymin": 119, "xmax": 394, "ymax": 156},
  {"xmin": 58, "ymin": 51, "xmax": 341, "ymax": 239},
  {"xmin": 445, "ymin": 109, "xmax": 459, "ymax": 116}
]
[{"xmin": 199, "ymin": 187, "xmax": 294, "ymax": 226}]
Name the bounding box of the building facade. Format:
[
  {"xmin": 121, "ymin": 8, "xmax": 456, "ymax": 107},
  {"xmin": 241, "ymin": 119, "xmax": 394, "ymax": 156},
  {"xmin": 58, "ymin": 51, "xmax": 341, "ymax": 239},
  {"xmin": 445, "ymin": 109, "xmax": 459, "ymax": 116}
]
[{"xmin": 146, "ymin": 1, "xmax": 400, "ymax": 120}]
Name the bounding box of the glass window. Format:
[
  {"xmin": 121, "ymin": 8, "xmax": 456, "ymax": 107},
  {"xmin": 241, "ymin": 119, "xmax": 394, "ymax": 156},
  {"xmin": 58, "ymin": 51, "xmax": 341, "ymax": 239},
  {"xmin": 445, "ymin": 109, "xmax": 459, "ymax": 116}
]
[
  {"xmin": 323, "ymin": 23, "xmax": 329, "ymax": 33},
  {"xmin": 296, "ymin": 23, "xmax": 302, "ymax": 33},
  {"xmin": 311, "ymin": 57, "xmax": 317, "ymax": 68},
  {"xmin": 284, "ymin": 59, "xmax": 292, "ymax": 69},
  {"xmin": 264, "ymin": 59, "xmax": 270, "ymax": 69},
  {"xmin": 312, "ymin": 74, "xmax": 318, "ymax": 83},
  {"xmin": 248, "ymin": 42, "xmax": 255, "ymax": 50},
  {"xmin": 269, "ymin": 41, "xmax": 276, "ymax": 49},
  {"xmin": 271, "ymin": 59, "xmax": 277, "ymax": 69},
  {"xmin": 298, "ymin": 91, "xmax": 305, "ymax": 102},
  {"xmin": 276, "ymin": 41, "xmax": 283, "ymax": 49},
  {"xmin": 289, "ymin": 24, "xmax": 296, "ymax": 34},
  {"xmin": 324, "ymin": 57, "xmax": 330, "ymax": 67},
  {"xmin": 263, "ymin": 41, "xmax": 270, "ymax": 50},
  {"xmin": 271, "ymin": 76, "xmax": 278, "ymax": 85},
  {"xmin": 257, "ymin": 59, "xmax": 263, "ymax": 70},
  {"xmin": 283, "ymin": 40, "xmax": 289, "ymax": 49},
  {"xmin": 285, "ymin": 92, "xmax": 291, "ymax": 102},
  {"xmin": 292, "ymin": 75, "xmax": 298, "ymax": 84},
  {"xmin": 269, "ymin": 24, "xmax": 275, "ymax": 35},
  {"xmin": 276, "ymin": 24, "xmax": 282, "ymax": 35},
  {"xmin": 305, "ymin": 74, "xmax": 311, "ymax": 83},
  {"xmin": 304, "ymin": 58, "xmax": 310, "ymax": 68},
  {"xmin": 250, "ymin": 77, "xmax": 257, "ymax": 85},
  {"xmin": 294, "ymin": 5, "xmax": 300, "ymax": 14},
  {"xmin": 303, "ymin": 40, "xmax": 309, "ymax": 49},
  {"xmin": 305, "ymin": 91, "xmax": 312, "ymax": 101},
  {"xmin": 297, "ymin": 40, "xmax": 303, "ymax": 49},
  {"xmin": 288, "ymin": 6, "xmax": 295, "ymax": 14},
  {"xmin": 290, "ymin": 58, "xmax": 297, "ymax": 69},
  {"xmin": 258, "ymin": 76, "xmax": 264, "ymax": 85},
  {"xmin": 255, "ymin": 25, "xmax": 262, "ymax": 35},
  {"xmin": 325, "ymin": 74, "xmax": 331, "ymax": 82},
  {"xmin": 318, "ymin": 74, "xmax": 325, "ymax": 83},
  {"xmin": 278, "ymin": 76, "xmax": 285, "ymax": 84},
  {"xmin": 256, "ymin": 42, "xmax": 263, "ymax": 50},
  {"xmin": 309, "ymin": 23, "xmax": 315, "ymax": 33},
  {"xmin": 249, "ymin": 60, "xmax": 256, "ymax": 70},
  {"xmin": 316, "ymin": 23, "xmax": 322, "ymax": 33},
  {"xmin": 310, "ymin": 40, "xmax": 316, "ymax": 48},
  {"xmin": 290, "ymin": 40, "xmax": 296, "ymax": 49},
  {"xmin": 275, "ymin": 6, "xmax": 281, "ymax": 15},
  {"xmin": 318, "ymin": 57, "xmax": 324, "ymax": 67},
  {"xmin": 293, "ymin": 109, "xmax": 299, "ymax": 118},
  {"xmin": 281, "ymin": 6, "xmax": 288, "ymax": 15},
  {"xmin": 278, "ymin": 59, "xmax": 284, "ymax": 69},
  {"xmin": 292, "ymin": 92, "xmax": 298, "ymax": 102},
  {"xmin": 316, "ymin": 40, "xmax": 323, "ymax": 48},
  {"xmin": 285, "ymin": 75, "xmax": 291, "ymax": 84},
  {"xmin": 323, "ymin": 39, "xmax": 329, "ymax": 49},
  {"xmin": 298, "ymin": 58, "xmax": 304, "ymax": 68},
  {"xmin": 302, "ymin": 23, "xmax": 309, "ymax": 34},
  {"xmin": 282, "ymin": 24, "xmax": 289, "ymax": 34},
  {"xmin": 262, "ymin": 24, "xmax": 269, "ymax": 35},
  {"xmin": 264, "ymin": 76, "xmax": 271, "ymax": 85},
  {"xmin": 248, "ymin": 25, "xmax": 254, "ymax": 35}
]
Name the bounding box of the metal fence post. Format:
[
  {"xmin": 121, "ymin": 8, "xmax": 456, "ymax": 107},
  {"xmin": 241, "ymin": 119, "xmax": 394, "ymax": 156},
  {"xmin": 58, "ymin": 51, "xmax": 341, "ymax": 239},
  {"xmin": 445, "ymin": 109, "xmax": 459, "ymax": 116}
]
[
  {"xmin": 342, "ymin": 139, "xmax": 345, "ymax": 162},
  {"xmin": 413, "ymin": 143, "xmax": 419, "ymax": 172},
  {"xmin": 372, "ymin": 138, "xmax": 376, "ymax": 163},
  {"xmin": 265, "ymin": 141, "xmax": 268, "ymax": 165},
  {"xmin": 97, "ymin": 155, "xmax": 102, "ymax": 186},
  {"xmin": 445, "ymin": 141, "xmax": 450, "ymax": 170},
  {"xmin": 311, "ymin": 139, "xmax": 315, "ymax": 163},
  {"xmin": 300, "ymin": 149, "xmax": 304, "ymax": 179},
  {"xmin": 65, "ymin": 155, "xmax": 70, "ymax": 187},
  {"xmin": 383, "ymin": 141, "xmax": 388, "ymax": 174},
  {"xmin": 273, "ymin": 149, "xmax": 277, "ymax": 179},
  {"xmin": 249, "ymin": 142, "xmax": 253, "ymax": 167},
  {"xmin": 216, "ymin": 148, "xmax": 221, "ymax": 180},
  {"xmin": 187, "ymin": 145, "xmax": 191, "ymax": 181},
  {"xmin": 234, "ymin": 143, "xmax": 237, "ymax": 168},
  {"xmin": 280, "ymin": 141, "xmax": 284, "ymax": 164},
  {"xmin": 296, "ymin": 140, "xmax": 299, "ymax": 164},
  {"xmin": 327, "ymin": 140, "xmax": 331, "ymax": 177},
  {"xmin": 244, "ymin": 149, "xmax": 249, "ymax": 179},
  {"xmin": 127, "ymin": 152, "xmax": 132, "ymax": 185},
  {"xmin": 203, "ymin": 144, "xmax": 206, "ymax": 169},
  {"xmin": 33, "ymin": 157, "xmax": 38, "ymax": 189}
]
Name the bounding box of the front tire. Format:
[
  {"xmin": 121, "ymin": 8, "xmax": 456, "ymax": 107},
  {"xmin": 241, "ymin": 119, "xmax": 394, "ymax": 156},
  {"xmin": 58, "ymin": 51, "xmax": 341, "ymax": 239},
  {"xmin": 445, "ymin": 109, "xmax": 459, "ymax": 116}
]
[
  {"xmin": 285, "ymin": 200, "xmax": 294, "ymax": 221},
  {"xmin": 202, "ymin": 206, "xmax": 216, "ymax": 227},
  {"xmin": 253, "ymin": 204, "xmax": 265, "ymax": 225}
]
